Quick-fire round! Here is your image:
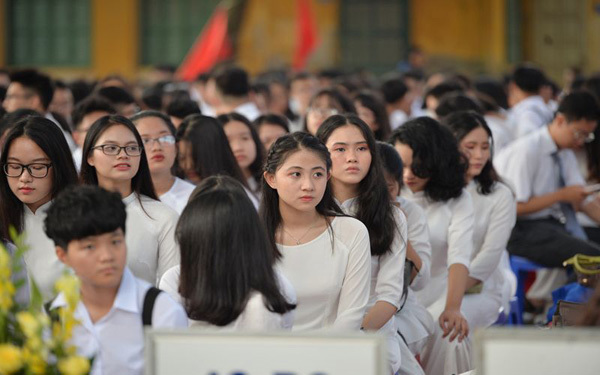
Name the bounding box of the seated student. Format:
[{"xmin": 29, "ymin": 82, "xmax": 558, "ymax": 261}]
[
  {"xmin": 165, "ymin": 99, "xmax": 201, "ymax": 129},
  {"xmin": 159, "ymin": 175, "xmax": 296, "ymax": 330},
  {"xmin": 253, "ymin": 113, "xmax": 290, "ymax": 151},
  {"xmin": 130, "ymin": 110, "xmax": 195, "ymax": 214},
  {"xmin": 96, "ymin": 86, "xmax": 140, "ymax": 118},
  {"xmin": 213, "ymin": 65, "xmax": 261, "ymax": 121},
  {"xmin": 50, "ymin": 80, "xmax": 75, "ymax": 126},
  {"xmin": 506, "ymin": 64, "xmax": 554, "ymax": 139},
  {"xmin": 304, "ymin": 88, "xmax": 355, "ymax": 136},
  {"xmin": 381, "ymin": 76, "xmax": 413, "ymax": 129},
  {"xmin": 495, "ymin": 91, "xmax": 600, "ymax": 305},
  {"xmin": 353, "ymin": 91, "xmax": 393, "ymax": 141},
  {"xmin": 45, "ymin": 185, "xmax": 187, "ymax": 375},
  {"xmin": 70, "ymin": 96, "xmax": 117, "ymax": 170}
]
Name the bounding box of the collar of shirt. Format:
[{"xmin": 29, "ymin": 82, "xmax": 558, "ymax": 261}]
[
  {"xmin": 335, "ymin": 196, "xmax": 359, "ymax": 213},
  {"xmin": 23, "ymin": 199, "xmax": 53, "ymax": 216},
  {"xmin": 122, "ymin": 192, "xmax": 137, "ymax": 206},
  {"xmin": 538, "ymin": 125, "xmax": 559, "ymax": 156}
]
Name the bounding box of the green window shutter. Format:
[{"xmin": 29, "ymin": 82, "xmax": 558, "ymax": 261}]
[{"xmin": 7, "ymin": 0, "xmax": 91, "ymax": 67}]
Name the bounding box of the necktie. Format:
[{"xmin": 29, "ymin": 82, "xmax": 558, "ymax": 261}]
[{"xmin": 552, "ymin": 152, "xmax": 588, "ymax": 240}]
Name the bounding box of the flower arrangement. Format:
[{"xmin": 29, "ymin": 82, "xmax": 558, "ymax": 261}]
[{"xmin": 0, "ymin": 229, "xmax": 91, "ymax": 375}]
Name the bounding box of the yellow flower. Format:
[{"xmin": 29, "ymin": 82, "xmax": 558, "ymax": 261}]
[
  {"xmin": 57, "ymin": 355, "xmax": 90, "ymax": 375},
  {"xmin": 21, "ymin": 348, "xmax": 47, "ymax": 375},
  {"xmin": 55, "ymin": 275, "xmax": 80, "ymax": 308},
  {"xmin": 0, "ymin": 344, "xmax": 23, "ymax": 374},
  {"xmin": 17, "ymin": 311, "xmax": 40, "ymax": 338}
]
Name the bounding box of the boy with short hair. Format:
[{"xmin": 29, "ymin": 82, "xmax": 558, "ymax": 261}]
[{"xmin": 44, "ymin": 185, "xmax": 187, "ymax": 375}]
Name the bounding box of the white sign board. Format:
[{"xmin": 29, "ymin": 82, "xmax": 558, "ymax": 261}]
[
  {"xmin": 145, "ymin": 329, "xmax": 387, "ymax": 375},
  {"xmin": 475, "ymin": 327, "xmax": 600, "ymax": 375}
]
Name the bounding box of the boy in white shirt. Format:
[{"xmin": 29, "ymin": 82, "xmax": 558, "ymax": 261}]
[
  {"xmin": 496, "ymin": 91, "xmax": 600, "ymax": 268},
  {"xmin": 44, "ymin": 185, "xmax": 187, "ymax": 375}
]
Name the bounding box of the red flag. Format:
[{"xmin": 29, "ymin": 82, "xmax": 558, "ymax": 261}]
[
  {"xmin": 292, "ymin": 0, "xmax": 319, "ymax": 70},
  {"xmin": 177, "ymin": 5, "xmax": 232, "ymax": 81}
]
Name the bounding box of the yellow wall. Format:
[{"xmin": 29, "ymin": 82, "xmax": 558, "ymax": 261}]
[
  {"xmin": 0, "ymin": 0, "xmax": 5, "ymax": 67},
  {"xmin": 586, "ymin": 0, "xmax": 600, "ymax": 73},
  {"xmin": 411, "ymin": 0, "xmax": 507, "ymax": 73},
  {"xmin": 237, "ymin": 0, "xmax": 340, "ymax": 75}
]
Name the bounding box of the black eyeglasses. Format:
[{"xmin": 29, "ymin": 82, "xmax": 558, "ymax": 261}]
[
  {"xmin": 92, "ymin": 144, "xmax": 143, "ymax": 156},
  {"xmin": 4, "ymin": 163, "xmax": 52, "ymax": 178},
  {"xmin": 142, "ymin": 135, "xmax": 176, "ymax": 146}
]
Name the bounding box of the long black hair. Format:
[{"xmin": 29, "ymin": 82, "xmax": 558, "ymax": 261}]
[
  {"xmin": 177, "ymin": 114, "xmax": 248, "ymax": 187},
  {"xmin": 388, "ymin": 116, "xmax": 467, "ymax": 202},
  {"xmin": 80, "ymin": 114, "xmax": 158, "ymax": 200},
  {"xmin": 316, "ymin": 114, "xmax": 397, "ymax": 256},
  {"xmin": 442, "ymin": 111, "xmax": 500, "ymax": 195},
  {"xmin": 354, "ymin": 91, "xmax": 392, "ymax": 141},
  {"xmin": 217, "ymin": 112, "xmax": 266, "ymax": 185},
  {"xmin": 260, "ymin": 132, "xmax": 343, "ymax": 248},
  {"xmin": 177, "ymin": 175, "xmax": 295, "ymax": 326},
  {"xmin": 0, "ymin": 116, "xmax": 78, "ymax": 239},
  {"xmin": 377, "ymin": 141, "xmax": 403, "ymax": 186}
]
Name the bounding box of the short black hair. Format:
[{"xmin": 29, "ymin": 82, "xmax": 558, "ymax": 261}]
[
  {"xmin": 381, "ymin": 77, "xmax": 408, "ymax": 104},
  {"xmin": 215, "ymin": 65, "xmax": 250, "ymax": 97},
  {"xmin": 377, "ymin": 141, "xmax": 403, "ymax": 184},
  {"xmin": 424, "ymin": 81, "xmax": 463, "ymax": 106},
  {"xmin": 557, "ymin": 90, "xmax": 600, "ymax": 122},
  {"xmin": 166, "ymin": 99, "xmax": 201, "ymax": 120},
  {"xmin": 435, "ymin": 93, "xmax": 483, "ymax": 119},
  {"xmin": 0, "ymin": 109, "xmax": 41, "ymax": 138},
  {"xmin": 44, "ymin": 185, "xmax": 126, "ymax": 250},
  {"xmin": 9, "ymin": 69, "xmax": 55, "ymax": 110},
  {"xmin": 96, "ymin": 86, "xmax": 135, "ymax": 105},
  {"xmin": 474, "ymin": 78, "xmax": 508, "ymax": 110},
  {"xmin": 511, "ymin": 64, "xmax": 546, "ymax": 94},
  {"xmin": 253, "ymin": 113, "xmax": 290, "ymax": 133},
  {"xmin": 71, "ymin": 96, "xmax": 116, "ymax": 130}
]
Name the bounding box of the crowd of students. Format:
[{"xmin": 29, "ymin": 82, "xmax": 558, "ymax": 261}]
[{"xmin": 0, "ymin": 63, "xmax": 600, "ymax": 375}]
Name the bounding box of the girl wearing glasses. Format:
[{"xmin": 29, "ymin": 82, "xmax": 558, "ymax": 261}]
[
  {"xmin": 80, "ymin": 114, "xmax": 179, "ymax": 286},
  {"xmin": 130, "ymin": 110, "xmax": 195, "ymax": 214},
  {"xmin": 304, "ymin": 88, "xmax": 355, "ymax": 136},
  {"xmin": 0, "ymin": 116, "xmax": 78, "ymax": 301}
]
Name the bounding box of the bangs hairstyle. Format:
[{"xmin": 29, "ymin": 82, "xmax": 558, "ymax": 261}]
[
  {"xmin": 177, "ymin": 176, "xmax": 295, "ymax": 326},
  {"xmin": 316, "ymin": 114, "xmax": 397, "ymax": 256},
  {"xmin": 44, "ymin": 185, "xmax": 126, "ymax": 249},
  {"xmin": 217, "ymin": 112, "xmax": 266, "ymax": 185},
  {"xmin": 260, "ymin": 132, "xmax": 343, "ymax": 248},
  {"xmin": 442, "ymin": 111, "xmax": 500, "ymax": 195},
  {"xmin": 177, "ymin": 114, "xmax": 247, "ymax": 187},
  {"xmin": 354, "ymin": 91, "xmax": 392, "ymax": 141},
  {"xmin": 388, "ymin": 116, "xmax": 467, "ymax": 202},
  {"xmin": 79, "ymin": 114, "xmax": 158, "ymax": 200},
  {"xmin": 0, "ymin": 116, "xmax": 78, "ymax": 239},
  {"xmin": 377, "ymin": 141, "xmax": 403, "ymax": 185}
]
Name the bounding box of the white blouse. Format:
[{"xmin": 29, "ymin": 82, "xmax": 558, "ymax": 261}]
[
  {"xmin": 23, "ymin": 201, "xmax": 67, "ymax": 302},
  {"xmin": 123, "ymin": 194, "xmax": 180, "ymax": 285},
  {"xmin": 159, "ymin": 177, "xmax": 196, "ymax": 215},
  {"xmin": 276, "ymin": 216, "xmax": 372, "ymax": 331},
  {"xmin": 338, "ymin": 197, "xmax": 406, "ymax": 310},
  {"xmin": 466, "ymin": 181, "xmax": 516, "ymax": 297},
  {"xmin": 159, "ymin": 265, "xmax": 296, "ymax": 330},
  {"xmin": 397, "ymin": 196, "xmax": 432, "ymax": 291},
  {"xmin": 403, "ymin": 188, "xmax": 474, "ymax": 308}
]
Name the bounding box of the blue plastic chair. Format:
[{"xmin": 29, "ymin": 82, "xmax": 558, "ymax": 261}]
[
  {"xmin": 510, "ymin": 255, "xmax": 544, "ymax": 324},
  {"xmin": 494, "ymin": 297, "xmax": 521, "ymax": 325}
]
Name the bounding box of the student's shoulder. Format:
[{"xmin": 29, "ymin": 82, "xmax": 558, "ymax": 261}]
[
  {"xmin": 138, "ymin": 195, "xmax": 180, "ymax": 218},
  {"xmin": 134, "ymin": 275, "xmax": 187, "ymax": 327},
  {"xmin": 330, "ymin": 215, "xmax": 370, "ymax": 250}
]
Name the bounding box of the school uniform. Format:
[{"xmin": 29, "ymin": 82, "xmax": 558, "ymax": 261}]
[
  {"xmin": 234, "ymin": 102, "xmax": 261, "ymax": 122},
  {"xmin": 46, "ymin": 112, "xmax": 78, "ymax": 153},
  {"xmin": 276, "ymin": 216, "xmax": 372, "ymax": 331},
  {"xmin": 23, "ymin": 200, "xmax": 67, "ymax": 302},
  {"xmin": 50, "ymin": 268, "xmax": 188, "ymax": 375},
  {"xmin": 159, "ymin": 265, "xmax": 296, "ymax": 330},
  {"xmin": 575, "ymin": 149, "xmax": 600, "ymax": 244},
  {"xmin": 494, "ymin": 125, "xmax": 600, "ymax": 267},
  {"xmin": 484, "ymin": 114, "xmax": 514, "ymax": 153},
  {"xmin": 506, "ymin": 95, "xmax": 553, "ymax": 139},
  {"xmin": 159, "ymin": 177, "xmax": 196, "ymax": 215},
  {"xmin": 402, "ymin": 187, "xmax": 475, "ymax": 375},
  {"xmin": 338, "ymin": 198, "xmax": 406, "ymax": 374},
  {"xmin": 123, "ymin": 194, "xmax": 180, "ymax": 285}
]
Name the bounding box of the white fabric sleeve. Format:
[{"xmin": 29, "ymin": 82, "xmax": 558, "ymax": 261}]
[
  {"xmin": 275, "ymin": 269, "xmax": 297, "ymax": 330},
  {"xmin": 156, "ymin": 206, "xmax": 181, "ymax": 283},
  {"xmin": 401, "ymin": 200, "xmax": 432, "ymax": 292},
  {"xmin": 563, "ymin": 150, "xmax": 586, "ymax": 186},
  {"xmin": 515, "ymin": 110, "xmax": 543, "ymax": 138},
  {"xmin": 332, "ymin": 221, "xmax": 372, "ymax": 330},
  {"xmin": 495, "ymin": 146, "xmax": 534, "ymax": 203},
  {"xmin": 158, "ymin": 265, "xmax": 182, "ymax": 305},
  {"xmin": 447, "ymin": 190, "xmax": 474, "ymax": 268},
  {"xmin": 469, "ymin": 185, "xmax": 517, "ymax": 282},
  {"xmin": 152, "ymin": 289, "xmax": 189, "ymax": 328},
  {"xmin": 373, "ymin": 207, "xmax": 407, "ymax": 309}
]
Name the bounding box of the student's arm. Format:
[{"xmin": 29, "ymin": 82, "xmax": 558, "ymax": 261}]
[
  {"xmin": 581, "ymin": 195, "xmax": 600, "ymax": 224},
  {"xmin": 517, "ymin": 185, "xmax": 588, "ymax": 216},
  {"xmin": 156, "ymin": 206, "xmax": 181, "ymax": 283},
  {"xmin": 440, "ymin": 264, "xmax": 469, "ymax": 342},
  {"xmin": 332, "ymin": 221, "xmax": 372, "ymax": 331},
  {"xmin": 466, "ymin": 186, "xmax": 517, "ymax": 290},
  {"xmin": 402, "ymin": 201, "xmax": 431, "ymax": 291},
  {"xmin": 362, "ymin": 209, "xmax": 407, "ymax": 331},
  {"xmin": 406, "ymin": 241, "xmax": 422, "ymax": 282}
]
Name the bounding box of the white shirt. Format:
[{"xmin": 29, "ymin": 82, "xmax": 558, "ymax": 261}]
[
  {"xmin": 338, "ymin": 197, "xmax": 406, "ymax": 310},
  {"xmin": 23, "ymin": 201, "xmax": 67, "ymax": 302},
  {"xmin": 159, "ymin": 177, "xmax": 196, "ymax": 215},
  {"xmin": 46, "ymin": 112, "xmax": 78, "ymax": 153},
  {"xmin": 276, "ymin": 216, "xmax": 371, "ymax": 331},
  {"xmin": 507, "ymin": 95, "xmax": 553, "ymax": 139},
  {"xmin": 50, "ymin": 268, "xmax": 187, "ymax": 375},
  {"xmin": 123, "ymin": 194, "xmax": 180, "ymax": 285},
  {"xmin": 466, "ymin": 181, "xmax": 516, "ymax": 297},
  {"xmin": 403, "ymin": 188, "xmax": 474, "ymax": 308},
  {"xmin": 484, "ymin": 114, "xmax": 514, "ymax": 154},
  {"xmin": 234, "ymin": 102, "xmax": 261, "ymax": 122},
  {"xmin": 72, "ymin": 147, "xmax": 83, "ymax": 172},
  {"xmin": 159, "ymin": 265, "xmax": 296, "ymax": 330},
  {"xmin": 495, "ymin": 125, "xmax": 585, "ymax": 220},
  {"xmin": 389, "ymin": 110, "xmax": 409, "ymax": 130},
  {"xmin": 397, "ymin": 196, "xmax": 431, "ymax": 291}
]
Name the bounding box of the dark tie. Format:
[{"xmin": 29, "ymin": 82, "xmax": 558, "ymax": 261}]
[{"xmin": 552, "ymin": 152, "xmax": 588, "ymax": 240}]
